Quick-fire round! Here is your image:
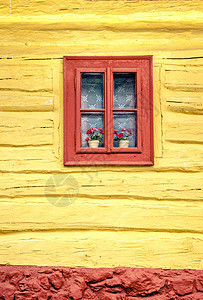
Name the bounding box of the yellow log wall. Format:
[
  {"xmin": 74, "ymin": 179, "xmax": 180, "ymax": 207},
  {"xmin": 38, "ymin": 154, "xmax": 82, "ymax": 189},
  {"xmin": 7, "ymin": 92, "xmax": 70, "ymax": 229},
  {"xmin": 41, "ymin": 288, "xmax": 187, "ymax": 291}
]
[{"xmin": 0, "ymin": 0, "xmax": 202, "ymax": 269}]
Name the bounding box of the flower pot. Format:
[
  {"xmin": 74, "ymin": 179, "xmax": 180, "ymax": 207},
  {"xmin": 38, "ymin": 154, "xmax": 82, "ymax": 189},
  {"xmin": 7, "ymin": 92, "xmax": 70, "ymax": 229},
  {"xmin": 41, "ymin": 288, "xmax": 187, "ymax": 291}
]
[
  {"xmin": 118, "ymin": 140, "xmax": 129, "ymax": 148},
  {"xmin": 88, "ymin": 140, "xmax": 99, "ymax": 148}
]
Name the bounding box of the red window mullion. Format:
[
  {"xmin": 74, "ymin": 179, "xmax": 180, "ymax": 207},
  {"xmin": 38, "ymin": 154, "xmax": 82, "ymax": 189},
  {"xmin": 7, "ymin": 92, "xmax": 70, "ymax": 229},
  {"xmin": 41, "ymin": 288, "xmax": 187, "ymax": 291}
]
[
  {"xmin": 104, "ymin": 70, "xmax": 108, "ymax": 153},
  {"xmin": 106, "ymin": 67, "xmax": 112, "ymax": 153}
]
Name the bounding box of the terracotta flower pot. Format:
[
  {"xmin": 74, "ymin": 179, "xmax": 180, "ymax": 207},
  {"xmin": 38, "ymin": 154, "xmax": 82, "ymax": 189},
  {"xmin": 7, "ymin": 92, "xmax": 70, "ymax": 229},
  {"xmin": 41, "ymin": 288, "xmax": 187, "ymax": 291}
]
[
  {"xmin": 118, "ymin": 140, "xmax": 129, "ymax": 148},
  {"xmin": 88, "ymin": 140, "xmax": 99, "ymax": 148}
]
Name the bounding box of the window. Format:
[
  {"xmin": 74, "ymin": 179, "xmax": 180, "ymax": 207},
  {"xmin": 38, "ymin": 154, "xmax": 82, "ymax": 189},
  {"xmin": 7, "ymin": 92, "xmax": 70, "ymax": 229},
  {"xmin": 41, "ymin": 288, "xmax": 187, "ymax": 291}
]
[{"xmin": 64, "ymin": 56, "xmax": 154, "ymax": 165}]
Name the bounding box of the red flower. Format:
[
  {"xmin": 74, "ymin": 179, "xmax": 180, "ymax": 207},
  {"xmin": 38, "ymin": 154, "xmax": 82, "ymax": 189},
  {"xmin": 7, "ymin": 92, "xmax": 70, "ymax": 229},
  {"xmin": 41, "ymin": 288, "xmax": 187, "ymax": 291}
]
[
  {"xmin": 128, "ymin": 129, "xmax": 132, "ymax": 136},
  {"xmin": 113, "ymin": 130, "xmax": 118, "ymax": 135},
  {"xmin": 97, "ymin": 128, "xmax": 104, "ymax": 134},
  {"xmin": 85, "ymin": 137, "xmax": 89, "ymax": 142},
  {"xmin": 118, "ymin": 133, "xmax": 124, "ymax": 139},
  {"xmin": 121, "ymin": 128, "xmax": 127, "ymax": 133},
  {"xmin": 86, "ymin": 128, "xmax": 92, "ymax": 134}
]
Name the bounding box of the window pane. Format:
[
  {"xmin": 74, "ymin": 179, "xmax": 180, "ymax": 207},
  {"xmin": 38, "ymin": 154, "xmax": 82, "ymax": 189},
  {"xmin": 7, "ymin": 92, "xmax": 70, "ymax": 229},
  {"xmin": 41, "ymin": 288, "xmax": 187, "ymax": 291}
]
[
  {"xmin": 113, "ymin": 73, "xmax": 136, "ymax": 109},
  {"xmin": 81, "ymin": 113, "xmax": 104, "ymax": 147},
  {"xmin": 81, "ymin": 73, "xmax": 104, "ymax": 109},
  {"xmin": 113, "ymin": 113, "xmax": 137, "ymax": 147}
]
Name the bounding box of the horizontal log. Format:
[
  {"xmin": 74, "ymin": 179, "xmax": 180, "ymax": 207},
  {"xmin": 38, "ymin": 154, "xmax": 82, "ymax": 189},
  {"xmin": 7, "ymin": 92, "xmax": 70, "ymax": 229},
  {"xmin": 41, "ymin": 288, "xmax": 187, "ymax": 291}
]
[
  {"xmin": 0, "ymin": 94, "xmax": 54, "ymax": 111},
  {"xmin": 0, "ymin": 7, "xmax": 202, "ymax": 32},
  {"xmin": 0, "ymin": 231, "xmax": 202, "ymax": 269},
  {"xmin": 0, "ymin": 66, "xmax": 52, "ymax": 92},
  {"xmin": 164, "ymin": 66, "xmax": 203, "ymax": 92},
  {"xmin": 163, "ymin": 57, "xmax": 203, "ymax": 66},
  {"xmin": 0, "ymin": 172, "xmax": 202, "ymax": 200},
  {"xmin": 0, "ymin": 198, "xmax": 202, "ymax": 233},
  {"xmin": 165, "ymin": 121, "xmax": 203, "ymax": 144},
  {"xmin": 155, "ymin": 160, "xmax": 203, "ymax": 173},
  {"xmin": 164, "ymin": 112, "xmax": 203, "ymax": 144},
  {"xmin": 0, "ymin": 48, "xmax": 203, "ymax": 59},
  {"xmin": 0, "ymin": 29, "xmax": 202, "ymax": 53},
  {"xmin": 163, "ymin": 142, "xmax": 203, "ymax": 157},
  {"xmin": 0, "ymin": 147, "xmax": 58, "ymax": 172},
  {"xmin": 160, "ymin": 143, "xmax": 203, "ymax": 171},
  {"xmin": 166, "ymin": 93, "xmax": 203, "ymax": 115},
  {"xmin": 5, "ymin": 0, "xmax": 202, "ymax": 20},
  {"xmin": 0, "ymin": 113, "xmax": 53, "ymax": 146}
]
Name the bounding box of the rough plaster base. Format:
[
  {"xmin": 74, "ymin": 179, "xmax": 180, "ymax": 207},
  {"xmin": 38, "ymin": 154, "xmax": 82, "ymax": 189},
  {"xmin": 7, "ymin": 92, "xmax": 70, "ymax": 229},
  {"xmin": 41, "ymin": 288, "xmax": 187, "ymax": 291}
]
[{"xmin": 0, "ymin": 265, "xmax": 203, "ymax": 299}]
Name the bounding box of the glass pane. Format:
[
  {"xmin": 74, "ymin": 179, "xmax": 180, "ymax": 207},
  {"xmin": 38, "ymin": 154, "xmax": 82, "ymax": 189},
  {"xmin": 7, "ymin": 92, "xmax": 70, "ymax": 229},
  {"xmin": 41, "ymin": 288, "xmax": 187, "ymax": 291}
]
[
  {"xmin": 81, "ymin": 113, "xmax": 104, "ymax": 148},
  {"xmin": 81, "ymin": 73, "xmax": 104, "ymax": 109},
  {"xmin": 113, "ymin": 73, "xmax": 136, "ymax": 109},
  {"xmin": 113, "ymin": 113, "xmax": 137, "ymax": 148}
]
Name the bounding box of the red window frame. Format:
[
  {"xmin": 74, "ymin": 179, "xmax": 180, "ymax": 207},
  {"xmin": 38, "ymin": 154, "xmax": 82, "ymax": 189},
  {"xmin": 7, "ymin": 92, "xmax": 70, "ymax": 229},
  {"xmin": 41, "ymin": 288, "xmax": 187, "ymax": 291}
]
[{"xmin": 64, "ymin": 56, "xmax": 154, "ymax": 165}]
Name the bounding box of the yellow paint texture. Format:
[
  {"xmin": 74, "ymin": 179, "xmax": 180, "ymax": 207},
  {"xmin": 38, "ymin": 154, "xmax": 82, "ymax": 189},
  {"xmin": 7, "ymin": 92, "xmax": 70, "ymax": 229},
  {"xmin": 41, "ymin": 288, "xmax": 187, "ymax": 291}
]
[{"xmin": 0, "ymin": 0, "xmax": 202, "ymax": 269}]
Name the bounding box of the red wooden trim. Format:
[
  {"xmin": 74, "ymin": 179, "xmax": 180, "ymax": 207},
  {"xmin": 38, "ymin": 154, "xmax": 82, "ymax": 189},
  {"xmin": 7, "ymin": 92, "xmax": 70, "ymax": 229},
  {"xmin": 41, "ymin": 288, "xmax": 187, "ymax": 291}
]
[
  {"xmin": 111, "ymin": 67, "xmax": 141, "ymax": 72},
  {"xmin": 111, "ymin": 147, "xmax": 142, "ymax": 153},
  {"xmin": 136, "ymin": 70, "xmax": 142, "ymax": 151},
  {"xmin": 80, "ymin": 109, "xmax": 105, "ymax": 112},
  {"xmin": 64, "ymin": 160, "xmax": 154, "ymax": 165},
  {"xmin": 76, "ymin": 148, "xmax": 106, "ymax": 154},
  {"xmin": 113, "ymin": 109, "xmax": 137, "ymax": 112},
  {"xmin": 64, "ymin": 55, "xmax": 153, "ymax": 60},
  {"xmin": 75, "ymin": 68, "xmax": 81, "ymax": 153},
  {"xmin": 111, "ymin": 68, "xmax": 141, "ymax": 151},
  {"xmin": 108, "ymin": 67, "xmax": 113, "ymax": 152},
  {"xmin": 75, "ymin": 68, "xmax": 107, "ymax": 154},
  {"xmin": 105, "ymin": 68, "xmax": 110, "ymax": 152},
  {"xmin": 76, "ymin": 67, "xmax": 107, "ymax": 73},
  {"xmin": 149, "ymin": 56, "xmax": 154, "ymax": 164},
  {"xmin": 63, "ymin": 56, "xmax": 154, "ymax": 165},
  {"xmin": 63, "ymin": 57, "xmax": 67, "ymax": 165}
]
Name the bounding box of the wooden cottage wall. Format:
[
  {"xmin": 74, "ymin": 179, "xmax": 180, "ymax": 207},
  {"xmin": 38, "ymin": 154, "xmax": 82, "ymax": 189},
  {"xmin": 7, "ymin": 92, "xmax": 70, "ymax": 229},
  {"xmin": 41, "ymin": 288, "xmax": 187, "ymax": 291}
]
[{"xmin": 0, "ymin": 0, "xmax": 202, "ymax": 271}]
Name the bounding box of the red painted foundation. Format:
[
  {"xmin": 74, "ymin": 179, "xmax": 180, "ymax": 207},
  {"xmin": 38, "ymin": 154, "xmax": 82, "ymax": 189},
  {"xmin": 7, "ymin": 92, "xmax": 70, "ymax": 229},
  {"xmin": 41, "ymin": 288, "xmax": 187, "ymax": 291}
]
[{"xmin": 0, "ymin": 265, "xmax": 202, "ymax": 299}]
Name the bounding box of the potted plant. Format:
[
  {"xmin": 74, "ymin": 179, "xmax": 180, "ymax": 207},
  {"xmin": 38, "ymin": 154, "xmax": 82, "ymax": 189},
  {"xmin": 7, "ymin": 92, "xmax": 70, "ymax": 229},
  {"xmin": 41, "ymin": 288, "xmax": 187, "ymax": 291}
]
[
  {"xmin": 114, "ymin": 128, "xmax": 132, "ymax": 148},
  {"xmin": 86, "ymin": 127, "xmax": 104, "ymax": 148}
]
